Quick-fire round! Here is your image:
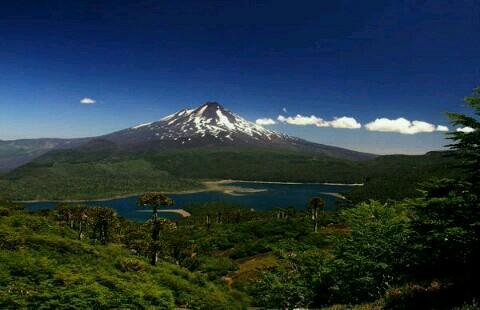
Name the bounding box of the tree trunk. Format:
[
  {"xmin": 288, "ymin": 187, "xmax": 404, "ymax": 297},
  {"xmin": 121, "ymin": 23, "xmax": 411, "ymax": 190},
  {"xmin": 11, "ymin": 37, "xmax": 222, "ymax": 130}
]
[
  {"xmin": 151, "ymin": 246, "xmax": 158, "ymax": 266},
  {"xmin": 78, "ymin": 221, "xmax": 83, "ymax": 240},
  {"xmin": 150, "ymin": 219, "xmax": 161, "ymax": 266}
]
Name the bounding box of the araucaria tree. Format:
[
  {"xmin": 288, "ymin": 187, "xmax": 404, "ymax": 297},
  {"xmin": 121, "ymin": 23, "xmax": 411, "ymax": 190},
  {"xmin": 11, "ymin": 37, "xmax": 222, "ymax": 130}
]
[
  {"xmin": 308, "ymin": 197, "xmax": 325, "ymax": 233},
  {"xmin": 138, "ymin": 192, "xmax": 174, "ymax": 265},
  {"xmin": 89, "ymin": 207, "xmax": 117, "ymax": 245}
]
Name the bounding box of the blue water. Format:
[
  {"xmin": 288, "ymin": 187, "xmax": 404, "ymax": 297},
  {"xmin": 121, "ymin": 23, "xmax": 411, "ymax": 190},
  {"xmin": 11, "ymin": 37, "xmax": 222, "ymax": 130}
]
[{"xmin": 24, "ymin": 182, "xmax": 353, "ymax": 222}]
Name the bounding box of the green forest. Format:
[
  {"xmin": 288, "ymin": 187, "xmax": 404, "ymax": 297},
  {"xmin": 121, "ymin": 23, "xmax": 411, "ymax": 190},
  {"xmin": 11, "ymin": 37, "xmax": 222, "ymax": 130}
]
[
  {"xmin": 0, "ymin": 88, "xmax": 479, "ymax": 309},
  {"xmin": 0, "ymin": 146, "xmax": 460, "ymax": 202}
]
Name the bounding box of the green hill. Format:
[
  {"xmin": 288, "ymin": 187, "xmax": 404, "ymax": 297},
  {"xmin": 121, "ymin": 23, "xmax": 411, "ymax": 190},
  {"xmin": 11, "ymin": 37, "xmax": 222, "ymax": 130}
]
[
  {"xmin": 345, "ymin": 151, "xmax": 461, "ymax": 202},
  {"xmin": 0, "ymin": 203, "xmax": 246, "ymax": 309}
]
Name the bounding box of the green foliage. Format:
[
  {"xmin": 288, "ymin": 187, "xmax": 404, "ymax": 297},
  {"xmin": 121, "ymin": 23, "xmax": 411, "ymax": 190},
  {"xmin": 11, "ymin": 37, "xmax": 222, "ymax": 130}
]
[
  {"xmin": 197, "ymin": 256, "xmax": 238, "ymax": 280},
  {"xmin": 0, "ymin": 204, "xmax": 247, "ymax": 309},
  {"xmin": 447, "ymin": 86, "xmax": 480, "ymax": 186},
  {"xmin": 331, "ymin": 201, "xmax": 412, "ymax": 303},
  {"xmin": 253, "ymin": 250, "xmax": 332, "ymax": 309},
  {"xmin": 138, "ymin": 192, "xmax": 174, "ymax": 209},
  {"xmin": 410, "ymin": 180, "xmax": 477, "ymax": 270}
]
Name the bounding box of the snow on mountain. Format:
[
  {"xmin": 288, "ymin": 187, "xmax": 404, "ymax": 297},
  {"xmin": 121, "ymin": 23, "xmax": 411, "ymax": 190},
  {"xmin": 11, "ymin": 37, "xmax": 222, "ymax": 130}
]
[{"xmin": 106, "ymin": 102, "xmax": 291, "ymax": 146}]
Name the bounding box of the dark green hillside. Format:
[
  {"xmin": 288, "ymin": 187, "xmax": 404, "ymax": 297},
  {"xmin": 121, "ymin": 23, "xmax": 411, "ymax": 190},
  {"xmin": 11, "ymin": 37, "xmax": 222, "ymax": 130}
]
[
  {"xmin": 0, "ymin": 147, "xmax": 364, "ymax": 201},
  {"xmin": 27, "ymin": 145, "xmax": 365, "ymax": 183},
  {"xmin": 0, "ymin": 146, "xmax": 460, "ymax": 201},
  {"xmin": 0, "ymin": 158, "xmax": 201, "ymax": 201},
  {"xmin": 141, "ymin": 148, "xmax": 364, "ymax": 183},
  {"xmin": 346, "ymin": 151, "xmax": 461, "ymax": 203},
  {"xmin": 0, "ymin": 203, "xmax": 246, "ymax": 309}
]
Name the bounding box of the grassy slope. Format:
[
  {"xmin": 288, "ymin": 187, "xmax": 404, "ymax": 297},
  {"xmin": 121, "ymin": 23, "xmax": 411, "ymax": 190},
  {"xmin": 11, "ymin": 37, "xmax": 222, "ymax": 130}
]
[{"xmin": 0, "ymin": 204, "xmax": 246, "ymax": 309}]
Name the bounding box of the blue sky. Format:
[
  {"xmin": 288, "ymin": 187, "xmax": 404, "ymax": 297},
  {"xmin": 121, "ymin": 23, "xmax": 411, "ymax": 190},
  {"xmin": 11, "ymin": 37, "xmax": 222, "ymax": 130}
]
[{"xmin": 0, "ymin": 0, "xmax": 479, "ymax": 154}]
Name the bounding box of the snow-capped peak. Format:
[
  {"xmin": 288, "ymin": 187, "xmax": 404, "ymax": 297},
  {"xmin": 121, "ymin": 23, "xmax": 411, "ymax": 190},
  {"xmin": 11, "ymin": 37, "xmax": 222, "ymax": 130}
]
[
  {"xmin": 101, "ymin": 101, "xmax": 375, "ymax": 160},
  {"xmin": 115, "ymin": 102, "xmax": 290, "ymax": 146}
]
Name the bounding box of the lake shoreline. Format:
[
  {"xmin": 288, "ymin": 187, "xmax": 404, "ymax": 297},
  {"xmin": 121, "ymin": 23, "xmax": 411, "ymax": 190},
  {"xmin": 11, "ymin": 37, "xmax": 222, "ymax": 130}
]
[
  {"xmin": 218, "ymin": 179, "xmax": 364, "ymax": 186},
  {"xmin": 15, "ymin": 179, "xmax": 361, "ymax": 203}
]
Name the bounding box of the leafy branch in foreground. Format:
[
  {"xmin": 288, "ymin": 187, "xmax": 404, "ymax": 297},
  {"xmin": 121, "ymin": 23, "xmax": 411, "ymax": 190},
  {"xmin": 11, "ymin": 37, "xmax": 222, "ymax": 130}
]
[{"xmin": 447, "ymin": 86, "xmax": 480, "ymax": 187}]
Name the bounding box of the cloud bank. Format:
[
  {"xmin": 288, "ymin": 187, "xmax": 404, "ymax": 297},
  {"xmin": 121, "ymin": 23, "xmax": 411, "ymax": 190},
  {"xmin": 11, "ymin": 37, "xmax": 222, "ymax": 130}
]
[
  {"xmin": 80, "ymin": 97, "xmax": 96, "ymax": 105},
  {"xmin": 276, "ymin": 114, "xmax": 361, "ymax": 129},
  {"xmin": 257, "ymin": 110, "xmax": 451, "ymax": 135},
  {"xmin": 365, "ymin": 117, "xmax": 448, "ymax": 135}
]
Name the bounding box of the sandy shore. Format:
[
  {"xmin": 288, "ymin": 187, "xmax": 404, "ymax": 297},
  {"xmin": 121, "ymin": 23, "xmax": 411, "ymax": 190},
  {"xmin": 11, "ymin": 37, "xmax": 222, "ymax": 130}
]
[
  {"xmin": 201, "ymin": 180, "xmax": 267, "ymax": 196},
  {"xmin": 320, "ymin": 192, "xmax": 347, "ymax": 200},
  {"xmin": 219, "ymin": 179, "xmax": 364, "ymax": 186}
]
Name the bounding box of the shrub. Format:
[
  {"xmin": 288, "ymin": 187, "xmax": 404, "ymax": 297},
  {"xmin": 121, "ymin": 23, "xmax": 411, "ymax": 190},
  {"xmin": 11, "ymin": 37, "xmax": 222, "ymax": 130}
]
[{"xmin": 116, "ymin": 258, "xmax": 147, "ymax": 272}]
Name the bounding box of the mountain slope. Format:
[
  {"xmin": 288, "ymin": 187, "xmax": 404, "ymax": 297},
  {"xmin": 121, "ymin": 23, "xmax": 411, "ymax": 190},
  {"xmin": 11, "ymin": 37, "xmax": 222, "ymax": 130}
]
[{"xmin": 100, "ymin": 102, "xmax": 375, "ymax": 161}]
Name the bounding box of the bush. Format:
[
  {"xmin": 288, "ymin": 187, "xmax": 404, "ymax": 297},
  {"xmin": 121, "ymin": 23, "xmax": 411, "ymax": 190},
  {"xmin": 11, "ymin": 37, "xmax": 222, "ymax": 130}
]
[
  {"xmin": 116, "ymin": 258, "xmax": 146, "ymax": 272},
  {"xmin": 0, "ymin": 207, "xmax": 11, "ymax": 217}
]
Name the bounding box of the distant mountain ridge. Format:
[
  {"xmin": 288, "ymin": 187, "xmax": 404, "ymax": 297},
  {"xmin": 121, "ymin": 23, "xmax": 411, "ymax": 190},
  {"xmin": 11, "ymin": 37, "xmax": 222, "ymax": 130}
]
[{"xmin": 0, "ymin": 138, "xmax": 90, "ymax": 173}]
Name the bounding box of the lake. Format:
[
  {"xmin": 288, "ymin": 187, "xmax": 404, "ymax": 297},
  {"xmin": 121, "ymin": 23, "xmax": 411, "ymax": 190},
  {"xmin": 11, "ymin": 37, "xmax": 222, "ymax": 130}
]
[{"xmin": 24, "ymin": 182, "xmax": 356, "ymax": 222}]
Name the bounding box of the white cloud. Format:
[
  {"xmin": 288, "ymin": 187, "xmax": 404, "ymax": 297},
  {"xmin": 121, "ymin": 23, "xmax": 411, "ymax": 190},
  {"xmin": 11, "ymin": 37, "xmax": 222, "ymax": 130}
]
[
  {"xmin": 365, "ymin": 117, "xmax": 449, "ymax": 135},
  {"xmin": 255, "ymin": 118, "xmax": 276, "ymax": 126},
  {"xmin": 266, "ymin": 112, "xmax": 449, "ymax": 134},
  {"xmin": 282, "ymin": 107, "xmax": 288, "ymax": 113},
  {"xmin": 436, "ymin": 125, "xmax": 449, "ymax": 132},
  {"xmin": 329, "ymin": 116, "xmax": 362, "ymax": 129},
  {"xmin": 80, "ymin": 97, "xmax": 96, "ymax": 105},
  {"xmin": 277, "ymin": 114, "xmax": 361, "ymax": 129},
  {"xmin": 456, "ymin": 126, "xmax": 475, "ymax": 133},
  {"xmin": 277, "ymin": 114, "xmax": 330, "ymax": 127}
]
